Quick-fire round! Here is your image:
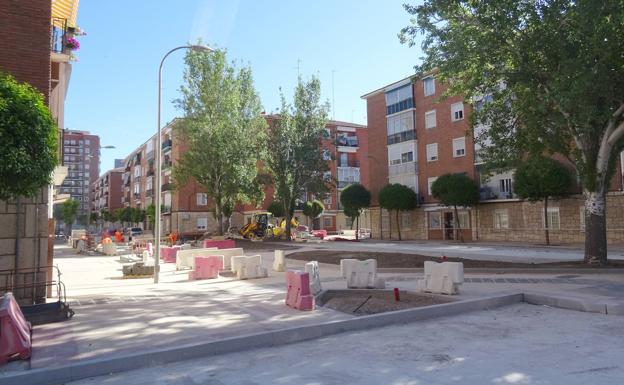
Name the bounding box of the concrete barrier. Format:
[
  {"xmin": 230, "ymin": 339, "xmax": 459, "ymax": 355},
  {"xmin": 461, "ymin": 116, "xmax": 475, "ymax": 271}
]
[
  {"xmin": 416, "ymin": 261, "xmax": 464, "ymax": 295},
  {"xmin": 176, "ymin": 247, "xmax": 219, "ymax": 270},
  {"xmin": 304, "ymin": 261, "xmax": 322, "ymax": 295},
  {"xmin": 189, "ymin": 256, "xmax": 224, "ymax": 280},
  {"xmin": 285, "ymin": 271, "xmax": 315, "ymax": 310},
  {"xmin": 340, "ymin": 259, "xmax": 385, "ymax": 289},
  {"xmin": 0, "ymin": 293, "xmax": 32, "ymax": 365},
  {"xmin": 273, "ymin": 250, "xmax": 286, "ymax": 272},
  {"xmin": 231, "ymin": 255, "xmax": 268, "ymax": 280}
]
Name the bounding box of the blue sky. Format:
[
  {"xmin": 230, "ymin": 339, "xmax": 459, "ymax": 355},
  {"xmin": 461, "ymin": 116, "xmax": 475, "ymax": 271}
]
[{"xmin": 65, "ymin": 0, "xmax": 423, "ymax": 173}]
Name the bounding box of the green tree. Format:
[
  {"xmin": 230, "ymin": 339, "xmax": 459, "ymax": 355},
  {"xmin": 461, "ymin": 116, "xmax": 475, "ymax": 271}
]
[
  {"xmin": 378, "ymin": 184, "xmax": 418, "ymax": 241},
  {"xmin": 340, "ymin": 183, "xmax": 371, "ymax": 240},
  {"xmin": 401, "ymin": 0, "xmax": 624, "ymax": 265},
  {"xmin": 145, "ymin": 203, "xmax": 165, "ymax": 226},
  {"xmin": 61, "ymin": 199, "xmax": 79, "ymax": 233},
  {"xmin": 514, "ymin": 157, "xmax": 574, "ymax": 245},
  {"xmin": 116, "ymin": 207, "xmax": 130, "ymax": 227},
  {"xmin": 303, "ymin": 200, "xmax": 325, "ymax": 230},
  {"xmin": 174, "ymin": 47, "xmax": 267, "ymax": 235},
  {"xmin": 265, "ymin": 77, "xmax": 331, "ymax": 239},
  {"xmin": 0, "ymin": 72, "xmax": 58, "ymax": 275},
  {"xmin": 431, "ymin": 173, "xmax": 480, "ymax": 242},
  {"xmin": 130, "ymin": 208, "xmax": 145, "ymax": 227},
  {"xmin": 267, "ymin": 201, "xmax": 285, "ymax": 218},
  {"xmin": 343, "ymin": 206, "xmax": 360, "ymax": 230}
]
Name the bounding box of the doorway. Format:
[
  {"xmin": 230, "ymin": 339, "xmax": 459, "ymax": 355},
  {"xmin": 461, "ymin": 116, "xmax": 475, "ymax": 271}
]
[{"xmin": 444, "ymin": 212, "xmax": 454, "ymax": 240}]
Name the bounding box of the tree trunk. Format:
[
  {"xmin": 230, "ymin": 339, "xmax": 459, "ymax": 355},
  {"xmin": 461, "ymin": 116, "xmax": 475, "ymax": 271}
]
[
  {"xmin": 14, "ymin": 197, "xmax": 21, "ymax": 277},
  {"xmin": 379, "ymin": 208, "xmax": 383, "ymax": 240},
  {"xmin": 453, "ymin": 205, "xmax": 463, "ymax": 243},
  {"xmin": 388, "ymin": 209, "xmax": 392, "ymax": 240},
  {"xmin": 215, "ymin": 204, "xmax": 223, "ymax": 236},
  {"xmin": 284, "ymin": 199, "xmax": 293, "ymax": 240},
  {"xmin": 396, "ymin": 210, "xmax": 402, "ymax": 241},
  {"xmin": 584, "ymin": 190, "xmax": 607, "ymax": 265},
  {"xmin": 355, "ymin": 215, "xmax": 359, "ymax": 240},
  {"xmin": 543, "ymin": 197, "xmax": 550, "ymax": 246}
]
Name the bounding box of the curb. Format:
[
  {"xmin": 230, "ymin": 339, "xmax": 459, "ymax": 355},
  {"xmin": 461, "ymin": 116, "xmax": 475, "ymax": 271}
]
[
  {"xmin": 523, "ymin": 292, "xmax": 624, "ymax": 315},
  {"xmin": 378, "ymin": 267, "xmax": 624, "ymax": 275},
  {"xmin": 0, "ymin": 293, "xmax": 522, "ymax": 385}
]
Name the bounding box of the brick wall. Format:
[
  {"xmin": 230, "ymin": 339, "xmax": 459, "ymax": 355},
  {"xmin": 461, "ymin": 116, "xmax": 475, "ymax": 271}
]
[{"xmin": 0, "ymin": 0, "xmax": 51, "ymax": 99}]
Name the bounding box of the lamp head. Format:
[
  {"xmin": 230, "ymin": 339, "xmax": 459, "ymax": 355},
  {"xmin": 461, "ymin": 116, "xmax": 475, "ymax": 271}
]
[{"xmin": 190, "ymin": 44, "xmax": 213, "ymax": 53}]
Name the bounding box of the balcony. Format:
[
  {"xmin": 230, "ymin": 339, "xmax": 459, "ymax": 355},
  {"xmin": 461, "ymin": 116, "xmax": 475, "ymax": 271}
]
[
  {"xmin": 337, "ymin": 160, "xmax": 360, "ymax": 168},
  {"xmin": 386, "ymin": 97, "xmax": 414, "ymax": 116},
  {"xmin": 162, "ymin": 139, "xmax": 172, "ymax": 152},
  {"xmin": 162, "ymin": 183, "xmax": 172, "ymax": 192},
  {"xmin": 389, "ymin": 162, "xmax": 419, "ymax": 176},
  {"xmin": 147, "ymin": 168, "xmax": 155, "ymax": 177},
  {"xmin": 337, "ymin": 180, "xmax": 360, "ymax": 189},
  {"xmin": 145, "ymin": 190, "xmax": 153, "ymax": 198},
  {"xmin": 336, "ymin": 136, "xmax": 359, "ymax": 148},
  {"xmin": 133, "ymin": 192, "xmax": 141, "ymax": 200},
  {"xmin": 162, "ymin": 206, "xmax": 172, "ymax": 214},
  {"xmin": 162, "ymin": 161, "xmax": 172, "ymax": 170},
  {"xmin": 387, "ymin": 129, "xmax": 417, "ymax": 145}
]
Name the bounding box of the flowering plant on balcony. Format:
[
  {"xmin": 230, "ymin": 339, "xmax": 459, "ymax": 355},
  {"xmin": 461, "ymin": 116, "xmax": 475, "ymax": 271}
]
[{"xmin": 65, "ymin": 37, "xmax": 80, "ymax": 51}]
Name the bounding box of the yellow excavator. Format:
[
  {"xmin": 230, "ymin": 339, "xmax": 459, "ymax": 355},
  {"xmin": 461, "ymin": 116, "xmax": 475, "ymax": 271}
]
[{"xmin": 238, "ymin": 213, "xmax": 300, "ymax": 240}]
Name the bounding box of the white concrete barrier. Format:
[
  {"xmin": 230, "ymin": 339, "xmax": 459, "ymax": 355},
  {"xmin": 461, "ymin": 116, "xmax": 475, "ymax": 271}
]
[
  {"xmin": 102, "ymin": 242, "xmax": 117, "ymax": 256},
  {"xmin": 273, "ymin": 250, "xmax": 285, "ymax": 272},
  {"xmin": 416, "ymin": 261, "xmax": 464, "ymax": 295},
  {"xmin": 304, "ymin": 261, "xmax": 322, "ymax": 295},
  {"xmin": 340, "ymin": 259, "xmax": 385, "ymax": 289},
  {"xmin": 232, "ymin": 255, "xmax": 267, "ymax": 280},
  {"xmin": 176, "ymin": 247, "xmax": 219, "ymax": 270}
]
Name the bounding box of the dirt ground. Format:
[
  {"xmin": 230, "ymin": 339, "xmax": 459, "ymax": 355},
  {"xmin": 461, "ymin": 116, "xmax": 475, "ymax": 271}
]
[
  {"xmin": 319, "ymin": 290, "xmax": 454, "ymax": 315},
  {"xmin": 286, "ymin": 250, "xmax": 624, "ymax": 268}
]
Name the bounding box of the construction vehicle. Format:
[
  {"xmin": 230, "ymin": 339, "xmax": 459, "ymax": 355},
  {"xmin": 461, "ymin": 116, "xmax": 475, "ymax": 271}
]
[{"xmin": 238, "ymin": 212, "xmax": 273, "ymax": 240}]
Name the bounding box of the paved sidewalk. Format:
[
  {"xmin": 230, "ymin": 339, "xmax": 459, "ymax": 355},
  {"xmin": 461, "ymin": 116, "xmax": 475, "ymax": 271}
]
[{"xmin": 2, "ymin": 243, "xmax": 623, "ymax": 379}]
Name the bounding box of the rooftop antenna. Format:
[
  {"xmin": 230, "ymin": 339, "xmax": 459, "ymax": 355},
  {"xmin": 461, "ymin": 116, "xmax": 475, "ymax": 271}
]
[{"xmin": 293, "ymin": 58, "xmax": 302, "ymax": 79}]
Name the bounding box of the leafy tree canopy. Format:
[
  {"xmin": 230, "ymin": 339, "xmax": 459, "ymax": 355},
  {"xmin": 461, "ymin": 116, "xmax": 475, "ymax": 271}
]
[
  {"xmin": 267, "ymin": 201, "xmax": 285, "ymax": 218},
  {"xmin": 431, "ymin": 173, "xmax": 480, "ymax": 208},
  {"xmin": 303, "ymin": 200, "xmax": 325, "ymax": 219},
  {"xmin": 0, "ymin": 72, "xmax": 58, "ymax": 200},
  {"xmin": 379, "ymin": 184, "xmax": 418, "ymax": 212},
  {"xmin": 514, "ymin": 156, "xmax": 574, "ymax": 202},
  {"xmin": 340, "ymin": 183, "xmax": 371, "ymax": 212}
]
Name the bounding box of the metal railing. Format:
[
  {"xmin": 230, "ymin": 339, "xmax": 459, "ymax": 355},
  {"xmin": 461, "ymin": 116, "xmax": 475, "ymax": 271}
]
[
  {"xmin": 389, "ymin": 161, "xmax": 419, "ymax": 176},
  {"xmin": 0, "ymin": 265, "xmax": 66, "ymax": 305}
]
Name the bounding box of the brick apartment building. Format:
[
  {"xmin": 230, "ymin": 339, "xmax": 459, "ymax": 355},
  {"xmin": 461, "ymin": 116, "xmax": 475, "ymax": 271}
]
[
  {"xmin": 362, "ymin": 74, "xmax": 624, "ymax": 244},
  {"xmin": 91, "ymin": 168, "xmax": 124, "ymax": 214},
  {"xmin": 0, "ymin": 0, "xmax": 80, "ymax": 302},
  {"xmin": 59, "ymin": 130, "xmax": 101, "ymax": 221},
  {"xmin": 238, "ymin": 117, "xmax": 371, "ymax": 233},
  {"xmin": 117, "ymin": 119, "xmax": 214, "ymax": 236}
]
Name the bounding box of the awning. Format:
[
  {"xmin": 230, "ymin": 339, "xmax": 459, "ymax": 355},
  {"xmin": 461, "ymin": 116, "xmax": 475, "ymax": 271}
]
[{"xmin": 51, "ymin": 0, "xmax": 80, "ymax": 27}]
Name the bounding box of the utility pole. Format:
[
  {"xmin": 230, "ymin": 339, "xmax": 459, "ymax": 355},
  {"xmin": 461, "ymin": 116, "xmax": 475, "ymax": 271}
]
[{"xmin": 331, "ymin": 69, "xmax": 336, "ymax": 120}]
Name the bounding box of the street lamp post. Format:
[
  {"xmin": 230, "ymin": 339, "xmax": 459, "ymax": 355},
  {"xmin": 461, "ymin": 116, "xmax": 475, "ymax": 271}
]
[{"xmin": 154, "ymin": 44, "xmax": 212, "ymax": 284}]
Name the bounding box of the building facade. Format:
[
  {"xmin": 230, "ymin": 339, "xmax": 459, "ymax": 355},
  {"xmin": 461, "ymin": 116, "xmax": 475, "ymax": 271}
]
[
  {"xmin": 91, "ymin": 168, "xmax": 124, "ymax": 214},
  {"xmin": 118, "ymin": 119, "xmax": 215, "ymax": 236},
  {"xmin": 0, "ymin": 0, "xmax": 80, "ymax": 303},
  {"xmin": 59, "ymin": 130, "xmax": 100, "ymax": 220},
  {"xmin": 363, "ymin": 74, "xmax": 624, "ymax": 244},
  {"xmin": 239, "ymin": 117, "xmax": 371, "ymax": 233}
]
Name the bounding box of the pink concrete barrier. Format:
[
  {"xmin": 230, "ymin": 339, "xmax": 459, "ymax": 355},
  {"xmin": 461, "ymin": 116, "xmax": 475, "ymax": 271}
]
[
  {"xmin": 0, "ymin": 293, "xmax": 32, "ymax": 365},
  {"xmin": 311, "ymin": 230, "xmax": 327, "ymax": 239},
  {"xmin": 189, "ymin": 256, "xmax": 224, "ymax": 280},
  {"xmin": 285, "ymin": 271, "xmax": 315, "ymax": 311},
  {"xmin": 160, "ymin": 245, "xmax": 182, "ymax": 263},
  {"xmin": 202, "ymin": 239, "xmax": 236, "ymax": 249}
]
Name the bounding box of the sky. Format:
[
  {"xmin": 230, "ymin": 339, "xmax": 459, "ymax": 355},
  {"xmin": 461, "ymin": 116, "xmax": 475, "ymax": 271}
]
[{"xmin": 65, "ymin": 0, "xmax": 424, "ymax": 173}]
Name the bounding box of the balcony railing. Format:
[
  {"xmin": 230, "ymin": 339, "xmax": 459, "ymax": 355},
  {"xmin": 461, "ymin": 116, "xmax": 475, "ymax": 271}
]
[
  {"xmin": 133, "ymin": 192, "xmax": 141, "ymax": 199},
  {"xmin": 387, "ymin": 129, "xmax": 416, "ymax": 145},
  {"xmin": 336, "ymin": 136, "xmax": 359, "ymax": 148},
  {"xmin": 162, "ymin": 183, "xmax": 172, "ymax": 192},
  {"xmin": 389, "ymin": 162, "xmax": 418, "ymax": 176},
  {"xmin": 162, "ymin": 161, "xmax": 172, "ymax": 170},
  {"xmin": 51, "ymin": 18, "xmax": 68, "ymax": 53},
  {"xmin": 337, "ymin": 180, "xmax": 360, "ymax": 189},
  {"xmin": 162, "ymin": 139, "xmax": 172, "ymax": 151}
]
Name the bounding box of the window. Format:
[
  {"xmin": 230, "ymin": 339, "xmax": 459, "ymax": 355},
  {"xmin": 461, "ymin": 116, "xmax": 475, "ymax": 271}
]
[
  {"xmin": 323, "ymin": 128, "xmax": 331, "ymax": 139},
  {"xmin": 428, "ymin": 176, "xmax": 438, "ymax": 196},
  {"xmin": 339, "ymin": 153, "xmax": 348, "ymax": 166},
  {"xmin": 386, "ymin": 111, "xmax": 415, "ymax": 144},
  {"xmin": 324, "ymin": 195, "xmax": 332, "ymax": 205},
  {"xmin": 85, "ymin": 139, "xmax": 90, "ymax": 145},
  {"xmin": 322, "ymin": 149, "xmax": 331, "ymax": 161},
  {"xmin": 423, "ymin": 76, "xmax": 435, "ymax": 96},
  {"xmin": 385, "ymin": 85, "xmax": 414, "ymax": 115},
  {"xmin": 457, "ymin": 212, "xmax": 470, "ymax": 229},
  {"xmin": 425, "ymin": 110, "xmax": 436, "ymax": 129},
  {"xmin": 544, "ymin": 207, "xmax": 560, "ymax": 230},
  {"xmin": 196, "ymin": 193, "xmax": 208, "ymax": 206},
  {"xmin": 401, "ymin": 212, "xmax": 411, "ymax": 229},
  {"xmin": 323, "ymin": 216, "xmax": 332, "ymax": 228},
  {"xmin": 429, "ymin": 212, "xmax": 441, "ymax": 228},
  {"xmin": 197, "ymin": 217, "xmax": 208, "ymax": 231},
  {"xmin": 134, "ymin": 166, "xmax": 141, "ymax": 178},
  {"xmin": 494, "ymin": 209, "xmax": 509, "ymax": 229},
  {"xmin": 345, "ymin": 216, "xmax": 353, "ymax": 228},
  {"xmin": 453, "ymin": 137, "xmax": 466, "ymax": 157},
  {"xmin": 451, "ymin": 102, "xmax": 464, "ymax": 121},
  {"xmin": 401, "ymin": 151, "xmax": 414, "ymax": 163},
  {"xmin": 390, "ymin": 158, "xmax": 401, "ymax": 165},
  {"xmin": 426, "ymin": 143, "xmax": 438, "ymax": 162},
  {"xmin": 579, "ymin": 207, "xmax": 585, "ymax": 231},
  {"xmin": 499, "ymin": 178, "xmax": 512, "ymax": 194},
  {"xmin": 323, "ymin": 171, "xmax": 332, "ymax": 182}
]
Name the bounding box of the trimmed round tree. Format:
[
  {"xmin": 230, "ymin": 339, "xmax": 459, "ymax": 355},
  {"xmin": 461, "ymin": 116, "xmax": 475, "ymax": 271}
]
[
  {"xmin": 303, "ymin": 199, "xmax": 325, "ymax": 230},
  {"xmin": 340, "ymin": 183, "xmax": 371, "ymax": 240},
  {"xmin": 431, "ymin": 173, "xmax": 480, "ymax": 242},
  {"xmin": 378, "ymin": 183, "xmax": 418, "ymax": 241},
  {"xmin": 514, "ymin": 156, "xmax": 574, "ymax": 245},
  {"xmin": 267, "ymin": 201, "xmax": 285, "ymax": 218},
  {"xmin": 61, "ymin": 199, "xmax": 79, "ymax": 234}
]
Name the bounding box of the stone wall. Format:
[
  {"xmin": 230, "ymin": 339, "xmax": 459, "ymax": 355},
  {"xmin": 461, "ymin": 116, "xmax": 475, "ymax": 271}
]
[
  {"xmin": 0, "ymin": 189, "xmax": 50, "ymax": 304},
  {"xmin": 369, "ymin": 193, "xmax": 624, "ymax": 245}
]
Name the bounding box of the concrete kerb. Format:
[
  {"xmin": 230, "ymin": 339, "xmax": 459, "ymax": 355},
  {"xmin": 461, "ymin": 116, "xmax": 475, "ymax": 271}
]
[
  {"xmin": 0, "ymin": 293, "xmax": 522, "ymax": 385},
  {"xmin": 522, "ymin": 291, "xmax": 624, "ymax": 315},
  {"xmin": 378, "ymin": 267, "xmax": 624, "ymax": 275}
]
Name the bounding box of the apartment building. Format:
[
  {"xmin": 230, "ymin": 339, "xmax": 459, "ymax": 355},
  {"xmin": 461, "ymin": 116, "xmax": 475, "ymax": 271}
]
[
  {"xmin": 362, "ymin": 74, "xmax": 624, "ymax": 244},
  {"xmin": 120, "ymin": 119, "xmax": 214, "ymax": 236},
  {"xmin": 59, "ymin": 130, "xmax": 100, "ymax": 220},
  {"xmin": 0, "ymin": 0, "xmax": 80, "ymax": 302},
  {"xmin": 91, "ymin": 168, "xmax": 124, "ymax": 214},
  {"xmin": 239, "ymin": 117, "xmax": 371, "ymax": 233}
]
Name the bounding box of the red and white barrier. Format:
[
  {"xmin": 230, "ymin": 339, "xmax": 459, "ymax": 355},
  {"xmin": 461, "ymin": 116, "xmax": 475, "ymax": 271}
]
[
  {"xmin": 0, "ymin": 293, "xmax": 32, "ymax": 365},
  {"xmin": 285, "ymin": 271, "xmax": 315, "ymax": 311}
]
